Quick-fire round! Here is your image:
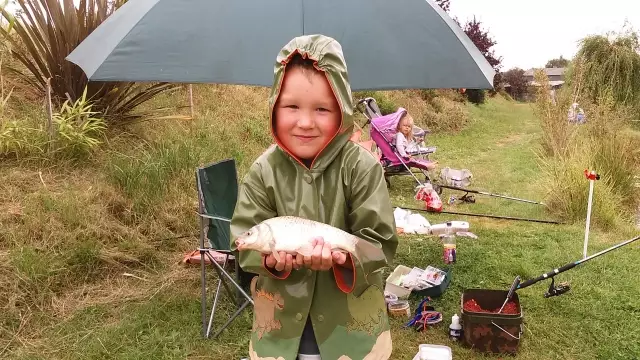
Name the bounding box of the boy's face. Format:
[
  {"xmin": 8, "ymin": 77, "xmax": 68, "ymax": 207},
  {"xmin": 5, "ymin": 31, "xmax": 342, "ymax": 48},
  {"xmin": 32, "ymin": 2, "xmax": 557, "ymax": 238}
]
[{"xmin": 274, "ymin": 66, "xmax": 341, "ymax": 161}]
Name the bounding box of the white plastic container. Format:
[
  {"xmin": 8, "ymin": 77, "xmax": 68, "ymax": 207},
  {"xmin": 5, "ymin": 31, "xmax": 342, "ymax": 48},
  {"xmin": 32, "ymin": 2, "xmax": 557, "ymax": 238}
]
[
  {"xmin": 412, "ymin": 344, "xmax": 452, "ymax": 360},
  {"xmin": 384, "ymin": 265, "xmax": 413, "ymax": 299}
]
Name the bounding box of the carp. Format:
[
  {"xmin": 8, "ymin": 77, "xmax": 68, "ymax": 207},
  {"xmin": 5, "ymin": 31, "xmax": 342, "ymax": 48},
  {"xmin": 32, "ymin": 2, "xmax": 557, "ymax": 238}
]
[{"xmin": 235, "ymin": 216, "xmax": 387, "ymax": 277}]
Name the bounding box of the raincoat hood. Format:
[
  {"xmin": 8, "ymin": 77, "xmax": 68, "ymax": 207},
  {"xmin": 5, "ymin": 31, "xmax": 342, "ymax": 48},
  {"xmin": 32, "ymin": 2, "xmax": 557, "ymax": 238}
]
[{"xmin": 269, "ymin": 34, "xmax": 354, "ymax": 170}]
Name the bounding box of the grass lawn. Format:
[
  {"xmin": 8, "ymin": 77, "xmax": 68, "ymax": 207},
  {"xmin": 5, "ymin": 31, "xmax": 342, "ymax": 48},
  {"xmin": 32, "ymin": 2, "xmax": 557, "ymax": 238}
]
[{"xmin": 2, "ymin": 93, "xmax": 638, "ymax": 360}]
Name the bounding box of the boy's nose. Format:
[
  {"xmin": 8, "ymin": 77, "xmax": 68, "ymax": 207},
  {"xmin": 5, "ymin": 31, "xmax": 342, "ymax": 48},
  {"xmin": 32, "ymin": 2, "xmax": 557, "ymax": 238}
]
[{"xmin": 297, "ymin": 113, "xmax": 315, "ymax": 129}]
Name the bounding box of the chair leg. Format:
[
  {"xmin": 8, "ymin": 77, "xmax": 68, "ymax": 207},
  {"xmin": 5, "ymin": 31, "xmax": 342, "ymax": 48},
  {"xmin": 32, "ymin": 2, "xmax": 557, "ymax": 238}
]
[
  {"xmin": 205, "ymin": 251, "xmax": 239, "ymax": 304},
  {"xmin": 205, "ymin": 275, "xmax": 224, "ymax": 338},
  {"xmin": 208, "ymin": 253, "xmax": 254, "ymax": 306},
  {"xmin": 201, "ymin": 253, "xmax": 255, "ymax": 339},
  {"xmin": 211, "ymin": 298, "xmax": 252, "ymax": 340},
  {"xmin": 200, "ymin": 248, "xmax": 208, "ymax": 338}
]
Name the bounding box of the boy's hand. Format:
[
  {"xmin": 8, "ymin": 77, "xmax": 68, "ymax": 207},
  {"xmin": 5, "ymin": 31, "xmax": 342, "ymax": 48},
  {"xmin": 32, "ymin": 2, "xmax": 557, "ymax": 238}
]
[
  {"xmin": 302, "ymin": 237, "xmax": 332, "ymax": 271},
  {"xmin": 265, "ymin": 252, "xmax": 294, "ymax": 273},
  {"xmin": 298, "ymin": 237, "xmax": 347, "ymax": 271}
]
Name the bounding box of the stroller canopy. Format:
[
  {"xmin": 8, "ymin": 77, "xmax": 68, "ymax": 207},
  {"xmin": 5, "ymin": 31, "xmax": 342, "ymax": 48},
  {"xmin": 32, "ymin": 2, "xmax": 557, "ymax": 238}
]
[{"xmin": 371, "ymin": 107, "xmax": 408, "ymax": 141}]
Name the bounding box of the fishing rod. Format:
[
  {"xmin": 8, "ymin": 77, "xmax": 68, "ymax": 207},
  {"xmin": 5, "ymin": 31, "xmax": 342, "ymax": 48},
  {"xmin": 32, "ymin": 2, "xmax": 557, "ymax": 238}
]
[
  {"xmin": 508, "ymin": 235, "xmax": 640, "ymax": 298},
  {"xmin": 437, "ymin": 184, "xmax": 545, "ymax": 206},
  {"xmin": 399, "ymin": 206, "xmax": 562, "ymax": 225}
]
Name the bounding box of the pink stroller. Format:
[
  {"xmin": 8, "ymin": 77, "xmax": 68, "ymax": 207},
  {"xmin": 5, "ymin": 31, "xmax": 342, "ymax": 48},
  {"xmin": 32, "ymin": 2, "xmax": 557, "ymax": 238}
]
[{"xmin": 356, "ymin": 97, "xmax": 437, "ymax": 188}]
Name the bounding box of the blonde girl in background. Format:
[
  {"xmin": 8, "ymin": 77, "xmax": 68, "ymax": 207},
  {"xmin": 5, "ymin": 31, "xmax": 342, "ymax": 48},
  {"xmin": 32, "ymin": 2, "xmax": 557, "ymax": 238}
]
[{"xmin": 395, "ymin": 112, "xmax": 432, "ymax": 159}]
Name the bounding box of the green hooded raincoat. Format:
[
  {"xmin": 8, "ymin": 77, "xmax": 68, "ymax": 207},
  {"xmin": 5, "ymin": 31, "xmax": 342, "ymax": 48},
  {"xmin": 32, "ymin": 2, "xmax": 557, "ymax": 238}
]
[{"xmin": 230, "ymin": 34, "xmax": 399, "ymax": 360}]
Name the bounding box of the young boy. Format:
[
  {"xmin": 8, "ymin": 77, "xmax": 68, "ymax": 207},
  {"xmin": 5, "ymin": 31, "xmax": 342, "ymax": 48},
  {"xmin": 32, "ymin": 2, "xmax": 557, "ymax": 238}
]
[{"xmin": 230, "ymin": 34, "xmax": 398, "ymax": 360}]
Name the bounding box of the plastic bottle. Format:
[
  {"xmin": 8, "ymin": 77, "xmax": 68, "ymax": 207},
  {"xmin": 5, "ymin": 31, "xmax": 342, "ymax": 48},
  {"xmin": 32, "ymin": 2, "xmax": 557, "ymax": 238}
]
[
  {"xmin": 442, "ymin": 222, "xmax": 457, "ymax": 264},
  {"xmin": 449, "ymin": 314, "xmax": 462, "ymax": 341}
]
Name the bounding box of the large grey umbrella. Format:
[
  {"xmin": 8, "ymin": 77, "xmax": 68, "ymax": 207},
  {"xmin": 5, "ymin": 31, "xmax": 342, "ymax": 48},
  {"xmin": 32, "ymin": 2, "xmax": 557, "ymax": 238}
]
[{"xmin": 66, "ymin": 0, "xmax": 495, "ymax": 91}]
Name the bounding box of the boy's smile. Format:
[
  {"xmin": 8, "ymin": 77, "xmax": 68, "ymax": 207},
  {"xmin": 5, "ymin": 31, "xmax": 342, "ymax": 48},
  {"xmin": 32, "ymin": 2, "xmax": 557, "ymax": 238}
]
[{"xmin": 274, "ymin": 65, "xmax": 341, "ymax": 163}]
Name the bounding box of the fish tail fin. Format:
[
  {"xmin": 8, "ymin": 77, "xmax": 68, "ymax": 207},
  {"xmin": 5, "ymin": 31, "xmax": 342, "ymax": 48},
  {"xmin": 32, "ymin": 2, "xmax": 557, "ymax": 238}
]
[
  {"xmin": 349, "ymin": 251, "xmax": 369, "ymax": 285},
  {"xmin": 351, "ymin": 238, "xmax": 387, "ymax": 284}
]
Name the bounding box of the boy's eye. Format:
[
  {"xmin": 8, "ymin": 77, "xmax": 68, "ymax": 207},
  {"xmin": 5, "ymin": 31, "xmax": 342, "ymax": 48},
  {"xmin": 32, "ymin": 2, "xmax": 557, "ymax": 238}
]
[
  {"xmin": 317, "ymin": 107, "xmax": 329, "ymax": 112},
  {"xmin": 284, "ymin": 104, "xmax": 298, "ymax": 109}
]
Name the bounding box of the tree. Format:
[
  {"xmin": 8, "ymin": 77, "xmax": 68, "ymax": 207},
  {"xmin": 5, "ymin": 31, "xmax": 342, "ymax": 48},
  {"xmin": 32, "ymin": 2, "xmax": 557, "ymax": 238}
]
[
  {"xmin": 435, "ymin": 0, "xmax": 450, "ymax": 12},
  {"xmin": 462, "ymin": 17, "xmax": 503, "ymax": 102},
  {"xmin": 566, "ymin": 28, "xmax": 640, "ymax": 115},
  {"xmin": 545, "ymin": 56, "xmax": 569, "ymax": 68},
  {"xmin": 463, "ymin": 17, "xmax": 502, "ymax": 71},
  {"xmin": 502, "ymin": 68, "xmax": 529, "ymax": 101}
]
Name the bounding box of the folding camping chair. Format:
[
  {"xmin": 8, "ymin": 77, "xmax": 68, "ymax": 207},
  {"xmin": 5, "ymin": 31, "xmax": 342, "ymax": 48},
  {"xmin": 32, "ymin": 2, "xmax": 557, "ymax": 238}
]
[{"xmin": 196, "ymin": 158, "xmax": 255, "ymax": 339}]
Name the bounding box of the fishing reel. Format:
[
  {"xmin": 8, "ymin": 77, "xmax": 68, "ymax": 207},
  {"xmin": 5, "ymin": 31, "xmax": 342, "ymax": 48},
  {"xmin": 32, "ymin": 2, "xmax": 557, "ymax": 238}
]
[
  {"xmin": 447, "ymin": 193, "xmax": 476, "ymax": 205},
  {"xmin": 544, "ymin": 277, "xmax": 571, "ymax": 298}
]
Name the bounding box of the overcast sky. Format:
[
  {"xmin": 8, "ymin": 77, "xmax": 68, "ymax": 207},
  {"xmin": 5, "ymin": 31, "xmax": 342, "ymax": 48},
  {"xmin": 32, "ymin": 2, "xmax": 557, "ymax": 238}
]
[{"xmin": 449, "ymin": 0, "xmax": 640, "ymax": 71}]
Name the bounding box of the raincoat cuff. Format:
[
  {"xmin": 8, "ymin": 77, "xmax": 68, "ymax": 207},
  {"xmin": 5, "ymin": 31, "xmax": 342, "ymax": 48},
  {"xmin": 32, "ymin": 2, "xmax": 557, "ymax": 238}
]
[
  {"xmin": 262, "ymin": 256, "xmax": 291, "ymax": 279},
  {"xmin": 333, "ymin": 254, "xmax": 355, "ymax": 293}
]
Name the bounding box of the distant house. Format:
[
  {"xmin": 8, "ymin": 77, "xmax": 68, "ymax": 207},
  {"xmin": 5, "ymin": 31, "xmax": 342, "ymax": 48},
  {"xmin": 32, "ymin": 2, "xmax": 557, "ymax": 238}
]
[{"xmin": 524, "ymin": 67, "xmax": 566, "ymax": 89}]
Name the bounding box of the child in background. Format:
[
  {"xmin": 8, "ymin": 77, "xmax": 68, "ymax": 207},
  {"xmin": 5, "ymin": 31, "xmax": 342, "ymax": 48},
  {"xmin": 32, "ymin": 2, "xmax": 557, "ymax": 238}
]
[
  {"xmin": 395, "ymin": 112, "xmax": 433, "ymax": 159},
  {"xmin": 230, "ymin": 34, "xmax": 398, "ymax": 360}
]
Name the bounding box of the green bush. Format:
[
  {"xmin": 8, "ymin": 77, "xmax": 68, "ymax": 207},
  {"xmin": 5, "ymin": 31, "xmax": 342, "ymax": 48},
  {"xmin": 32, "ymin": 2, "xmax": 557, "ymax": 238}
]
[
  {"xmin": 353, "ymin": 91, "xmax": 399, "ymax": 115},
  {"xmin": 52, "ymin": 88, "xmax": 106, "ymax": 159},
  {"xmin": 465, "ymin": 89, "xmax": 486, "ymax": 105}
]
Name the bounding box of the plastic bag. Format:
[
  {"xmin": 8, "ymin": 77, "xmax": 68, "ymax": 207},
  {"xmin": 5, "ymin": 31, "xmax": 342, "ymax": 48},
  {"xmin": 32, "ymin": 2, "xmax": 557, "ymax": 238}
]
[
  {"xmin": 440, "ymin": 167, "xmax": 473, "ymax": 188},
  {"xmin": 394, "ymin": 207, "xmax": 431, "ymax": 234}
]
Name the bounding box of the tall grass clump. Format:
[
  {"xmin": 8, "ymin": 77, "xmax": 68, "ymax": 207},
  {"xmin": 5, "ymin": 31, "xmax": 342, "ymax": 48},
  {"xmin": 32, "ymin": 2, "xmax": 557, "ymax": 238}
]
[
  {"xmin": 532, "ymin": 70, "xmax": 578, "ymax": 158},
  {"xmin": 105, "ymin": 139, "xmax": 202, "ymax": 215},
  {"xmin": 419, "ymin": 93, "xmax": 470, "ymax": 132},
  {"xmin": 534, "ymin": 69, "xmax": 640, "ymax": 229}
]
